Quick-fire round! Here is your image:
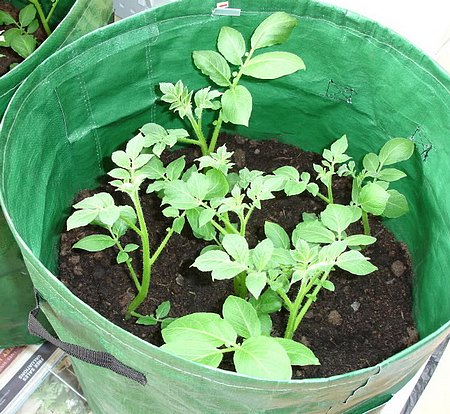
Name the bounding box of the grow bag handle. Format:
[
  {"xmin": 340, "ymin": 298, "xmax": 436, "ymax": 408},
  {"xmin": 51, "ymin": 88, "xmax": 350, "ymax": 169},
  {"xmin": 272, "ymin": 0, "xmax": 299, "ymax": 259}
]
[{"xmin": 28, "ymin": 289, "xmax": 147, "ymax": 386}]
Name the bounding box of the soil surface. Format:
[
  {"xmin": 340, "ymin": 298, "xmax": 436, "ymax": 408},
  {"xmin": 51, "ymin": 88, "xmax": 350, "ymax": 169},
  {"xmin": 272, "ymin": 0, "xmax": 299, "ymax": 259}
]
[
  {"xmin": 59, "ymin": 135, "xmax": 418, "ymax": 379},
  {"xmin": 0, "ymin": 0, "xmax": 47, "ymax": 76}
]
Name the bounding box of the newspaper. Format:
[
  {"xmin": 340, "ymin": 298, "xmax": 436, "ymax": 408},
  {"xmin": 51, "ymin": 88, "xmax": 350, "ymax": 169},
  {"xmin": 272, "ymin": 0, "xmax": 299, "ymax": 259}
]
[{"xmin": 0, "ymin": 343, "xmax": 91, "ymax": 414}]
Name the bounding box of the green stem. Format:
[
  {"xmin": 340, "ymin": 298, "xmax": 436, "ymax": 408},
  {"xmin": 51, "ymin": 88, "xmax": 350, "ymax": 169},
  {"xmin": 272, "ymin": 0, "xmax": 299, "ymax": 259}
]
[
  {"xmin": 27, "ymin": 0, "xmax": 51, "ymax": 35},
  {"xmin": 116, "ymin": 241, "xmax": 141, "ymax": 291},
  {"xmin": 241, "ymin": 205, "xmax": 256, "ymax": 237},
  {"xmin": 327, "ymin": 184, "xmax": 334, "ymax": 204},
  {"xmin": 285, "ymin": 271, "xmax": 330, "ymax": 339},
  {"xmin": 126, "ymin": 192, "xmax": 151, "ymax": 318},
  {"xmin": 210, "ymin": 219, "xmax": 228, "ymax": 237},
  {"xmin": 122, "ymin": 217, "xmax": 143, "ymax": 237},
  {"xmin": 177, "ymin": 137, "xmax": 203, "ymax": 147},
  {"xmin": 46, "ymin": 0, "xmax": 60, "ymax": 23},
  {"xmin": 208, "ymin": 113, "xmax": 224, "ymax": 153},
  {"xmin": 149, "ymin": 214, "xmax": 184, "ymax": 265},
  {"xmin": 187, "ymin": 113, "xmax": 208, "ymax": 155},
  {"xmin": 362, "ymin": 210, "xmax": 371, "ymax": 235},
  {"xmin": 316, "ymin": 192, "xmax": 331, "ymax": 204}
]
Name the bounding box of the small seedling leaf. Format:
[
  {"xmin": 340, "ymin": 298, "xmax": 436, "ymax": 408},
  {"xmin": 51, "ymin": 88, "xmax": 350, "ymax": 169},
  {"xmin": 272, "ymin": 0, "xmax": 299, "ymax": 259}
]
[
  {"xmin": 383, "ymin": 189, "xmax": 409, "ymax": 218},
  {"xmin": 124, "ymin": 243, "xmax": 139, "ymax": 252},
  {"xmin": 67, "ymin": 209, "xmax": 98, "ymax": 230},
  {"xmin": 19, "ymin": 4, "xmax": 36, "ymax": 27},
  {"xmin": 293, "ymin": 220, "xmax": 336, "ymax": 244},
  {"xmin": 192, "ymin": 250, "xmax": 247, "ymax": 280},
  {"xmin": 193, "ymin": 50, "xmax": 231, "ymax": 87},
  {"xmin": 161, "ymin": 340, "xmax": 223, "ymax": 367},
  {"xmin": 345, "ymin": 235, "xmax": 376, "ymax": 246},
  {"xmin": 156, "ymin": 301, "xmax": 171, "ymax": 319},
  {"xmin": 251, "ymin": 12, "xmax": 298, "ymax": 50},
  {"xmin": 320, "ymin": 204, "xmax": 354, "ymax": 235},
  {"xmin": 378, "ymin": 168, "xmax": 407, "ymax": 182},
  {"xmin": 234, "ymin": 336, "xmax": 291, "ymax": 380},
  {"xmin": 10, "ymin": 33, "xmax": 36, "ymax": 58},
  {"xmin": 246, "ymin": 272, "xmax": 267, "ymax": 299},
  {"xmin": 221, "ymin": 85, "xmax": 252, "ymax": 126},
  {"xmin": 116, "ymin": 250, "xmax": 129, "ymax": 264},
  {"xmin": 336, "ymin": 250, "xmax": 378, "ymax": 275},
  {"xmin": 275, "ymin": 338, "xmax": 320, "ymax": 366},
  {"xmin": 173, "ymin": 215, "xmax": 186, "ymax": 234},
  {"xmin": 251, "ymin": 239, "xmax": 274, "ymax": 271},
  {"xmin": 0, "ymin": 11, "xmax": 16, "ymax": 25},
  {"xmin": 218, "ymin": 26, "xmax": 246, "ymax": 65},
  {"xmin": 73, "ymin": 234, "xmax": 116, "ymax": 252},
  {"xmin": 359, "ymin": 182, "xmax": 390, "ymax": 216},
  {"xmin": 222, "ymin": 234, "xmax": 249, "ymax": 264},
  {"xmin": 242, "ymin": 52, "xmax": 305, "ymax": 79},
  {"xmin": 264, "ymin": 221, "xmax": 290, "ymax": 249},
  {"xmin": 378, "ymin": 138, "xmax": 414, "ymax": 166},
  {"xmin": 136, "ymin": 315, "xmax": 158, "ymax": 326},
  {"xmin": 223, "ymin": 296, "xmax": 261, "ymax": 338}
]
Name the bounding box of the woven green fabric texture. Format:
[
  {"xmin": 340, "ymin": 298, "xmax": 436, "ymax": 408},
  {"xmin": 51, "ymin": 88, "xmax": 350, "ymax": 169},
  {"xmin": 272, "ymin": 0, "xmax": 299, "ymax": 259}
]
[
  {"xmin": 0, "ymin": 0, "xmax": 113, "ymax": 347},
  {"xmin": 1, "ymin": 0, "xmax": 449, "ymax": 412}
]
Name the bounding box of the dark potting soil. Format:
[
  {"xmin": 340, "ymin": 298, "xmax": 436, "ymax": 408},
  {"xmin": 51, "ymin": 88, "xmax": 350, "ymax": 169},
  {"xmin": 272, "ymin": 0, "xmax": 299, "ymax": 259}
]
[
  {"xmin": 58, "ymin": 135, "xmax": 418, "ymax": 379},
  {"xmin": 0, "ymin": 0, "xmax": 47, "ymax": 76}
]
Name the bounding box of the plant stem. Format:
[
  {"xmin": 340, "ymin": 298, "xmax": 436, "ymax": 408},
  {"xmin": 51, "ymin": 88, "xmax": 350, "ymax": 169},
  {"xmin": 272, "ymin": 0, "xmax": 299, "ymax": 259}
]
[
  {"xmin": 126, "ymin": 191, "xmax": 151, "ymax": 318},
  {"xmin": 362, "ymin": 210, "xmax": 371, "ymax": 235},
  {"xmin": 327, "ymin": 183, "xmax": 334, "ymax": 204},
  {"xmin": 284, "ymin": 271, "xmax": 330, "ymax": 339},
  {"xmin": 241, "ymin": 205, "xmax": 256, "ymax": 236},
  {"xmin": 316, "ymin": 192, "xmax": 331, "ymax": 204},
  {"xmin": 122, "ymin": 217, "xmax": 143, "ymax": 236},
  {"xmin": 208, "ymin": 113, "xmax": 224, "ymax": 153},
  {"xmin": 149, "ymin": 214, "xmax": 184, "ymax": 265},
  {"xmin": 27, "ymin": 0, "xmax": 51, "ymax": 35},
  {"xmin": 46, "ymin": 0, "xmax": 60, "ymax": 23},
  {"xmin": 113, "ymin": 238, "xmax": 141, "ymax": 291},
  {"xmin": 177, "ymin": 137, "xmax": 203, "ymax": 147},
  {"xmin": 187, "ymin": 113, "xmax": 208, "ymax": 155},
  {"xmin": 209, "ymin": 219, "xmax": 228, "ymax": 237}
]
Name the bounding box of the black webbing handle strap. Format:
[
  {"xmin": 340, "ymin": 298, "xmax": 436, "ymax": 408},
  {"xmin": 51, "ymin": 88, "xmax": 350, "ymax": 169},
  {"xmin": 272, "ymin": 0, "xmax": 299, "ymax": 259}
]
[{"xmin": 28, "ymin": 289, "xmax": 147, "ymax": 386}]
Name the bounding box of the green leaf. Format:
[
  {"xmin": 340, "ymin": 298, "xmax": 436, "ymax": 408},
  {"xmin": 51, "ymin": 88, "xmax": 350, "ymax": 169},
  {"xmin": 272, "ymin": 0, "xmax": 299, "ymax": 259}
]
[
  {"xmin": 285, "ymin": 181, "xmax": 306, "ymax": 196},
  {"xmin": 251, "ymin": 239, "xmax": 274, "ymax": 271},
  {"xmin": 234, "ymin": 336, "xmax": 291, "ymax": 380},
  {"xmin": 322, "ymin": 280, "xmax": 335, "ymax": 292},
  {"xmin": 19, "ymin": 4, "xmax": 36, "ymax": 27},
  {"xmin": 156, "ymin": 301, "xmax": 171, "ymax": 319},
  {"xmin": 383, "ymin": 189, "xmax": 409, "ymax": 219},
  {"xmin": 98, "ymin": 205, "xmax": 121, "ymax": 227},
  {"xmin": 162, "ymin": 207, "xmax": 179, "ymax": 218},
  {"xmin": 192, "ymin": 250, "xmax": 247, "ymax": 280},
  {"xmin": 0, "ymin": 11, "xmax": 16, "ymax": 25},
  {"xmin": 126, "ymin": 134, "xmax": 145, "ymax": 159},
  {"xmin": 10, "ymin": 33, "xmax": 36, "ymax": 58},
  {"xmin": 258, "ymin": 313, "xmax": 272, "ymax": 336},
  {"xmin": 192, "ymin": 50, "xmax": 231, "ymax": 87},
  {"xmin": 108, "ymin": 168, "xmax": 130, "ymax": 180},
  {"xmin": 363, "ymin": 153, "xmax": 379, "ymax": 173},
  {"xmin": 264, "ymin": 221, "xmax": 290, "ymax": 249},
  {"xmin": 139, "ymin": 157, "xmax": 165, "ymax": 180},
  {"xmin": 378, "ymin": 138, "xmax": 414, "ymax": 166},
  {"xmin": 251, "ymin": 12, "xmax": 298, "ymax": 50},
  {"xmin": 173, "ymin": 216, "xmax": 185, "ymax": 234},
  {"xmin": 275, "ymin": 338, "xmax": 320, "ymax": 366},
  {"xmin": 222, "ymin": 234, "xmax": 249, "ymax": 264},
  {"xmin": 273, "ymin": 166, "xmax": 299, "ymax": 181},
  {"xmin": 136, "ymin": 316, "xmax": 158, "ymax": 326},
  {"xmin": 73, "ymin": 234, "xmax": 116, "ymax": 252},
  {"xmin": 336, "ymin": 250, "xmax": 378, "ymax": 275},
  {"xmin": 359, "ymin": 182, "xmax": 390, "ymax": 215},
  {"xmin": 242, "ymin": 52, "xmax": 305, "ymax": 79},
  {"xmin": 345, "ymin": 235, "xmax": 376, "ymax": 246},
  {"xmin": 111, "ymin": 150, "xmax": 130, "ymax": 169},
  {"xmin": 67, "ymin": 209, "xmax": 98, "ymax": 230},
  {"xmin": 124, "ymin": 243, "xmax": 139, "ymax": 252},
  {"xmin": 117, "ymin": 251, "xmax": 129, "ymax": 264},
  {"xmin": 163, "ymin": 180, "xmax": 201, "ymax": 210},
  {"xmin": 221, "ymin": 85, "xmax": 252, "ymax": 127},
  {"xmin": 161, "ymin": 340, "xmax": 223, "ymax": 367},
  {"xmin": 293, "ymin": 220, "xmax": 336, "ymax": 244},
  {"xmin": 198, "ymin": 208, "xmax": 216, "ymax": 227},
  {"xmin": 166, "ymin": 157, "xmax": 186, "ymax": 181},
  {"xmin": 223, "ymin": 296, "xmax": 261, "ymax": 338},
  {"xmin": 378, "ymin": 168, "xmax": 407, "ymax": 182},
  {"xmin": 249, "ymin": 289, "xmax": 282, "ymax": 314},
  {"xmin": 162, "ymin": 313, "xmax": 237, "ymax": 347},
  {"xmin": 187, "ymin": 172, "xmax": 210, "ymax": 200},
  {"xmin": 320, "ymin": 204, "xmax": 355, "ymax": 235},
  {"xmin": 27, "ymin": 19, "xmax": 39, "ymax": 34},
  {"xmin": 246, "ymin": 272, "xmax": 267, "ymax": 299},
  {"xmin": 218, "ymin": 26, "xmax": 246, "ymax": 65},
  {"xmin": 330, "ymin": 135, "xmax": 348, "ymax": 155},
  {"xmin": 205, "ymin": 169, "xmax": 229, "ymax": 199}
]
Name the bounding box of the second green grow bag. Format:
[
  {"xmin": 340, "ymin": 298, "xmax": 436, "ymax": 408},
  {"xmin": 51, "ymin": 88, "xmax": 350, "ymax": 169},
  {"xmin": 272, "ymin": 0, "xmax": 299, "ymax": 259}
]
[
  {"xmin": 0, "ymin": 0, "xmax": 113, "ymax": 347},
  {"xmin": 1, "ymin": 0, "xmax": 450, "ymax": 412}
]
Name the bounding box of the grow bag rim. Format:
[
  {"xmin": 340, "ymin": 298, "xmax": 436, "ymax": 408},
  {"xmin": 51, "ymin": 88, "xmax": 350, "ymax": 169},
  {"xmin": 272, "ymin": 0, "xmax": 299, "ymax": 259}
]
[
  {"xmin": 0, "ymin": 0, "xmax": 108, "ymax": 100},
  {"xmin": 0, "ymin": 197, "xmax": 448, "ymax": 387},
  {"xmin": 1, "ymin": 0, "xmax": 450, "ymax": 385}
]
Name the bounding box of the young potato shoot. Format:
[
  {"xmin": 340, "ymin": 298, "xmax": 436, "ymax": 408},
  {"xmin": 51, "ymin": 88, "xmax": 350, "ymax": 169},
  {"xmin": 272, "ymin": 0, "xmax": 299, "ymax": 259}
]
[{"xmin": 158, "ymin": 12, "xmax": 305, "ymax": 155}]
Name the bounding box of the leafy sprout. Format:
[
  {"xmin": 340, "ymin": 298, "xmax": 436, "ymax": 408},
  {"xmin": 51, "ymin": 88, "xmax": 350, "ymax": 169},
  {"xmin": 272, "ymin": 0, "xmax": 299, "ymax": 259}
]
[{"xmin": 158, "ymin": 12, "xmax": 305, "ymax": 155}]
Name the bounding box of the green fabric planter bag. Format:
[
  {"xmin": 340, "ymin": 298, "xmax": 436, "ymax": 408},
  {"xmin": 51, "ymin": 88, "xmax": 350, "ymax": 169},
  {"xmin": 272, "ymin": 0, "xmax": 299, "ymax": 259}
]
[
  {"xmin": 0, "ymin": 0, "xmax": 113, "ymax": 347},
  {"xmin": 1, "ymin": 0, "xmax": 450, "ymax": 412}
]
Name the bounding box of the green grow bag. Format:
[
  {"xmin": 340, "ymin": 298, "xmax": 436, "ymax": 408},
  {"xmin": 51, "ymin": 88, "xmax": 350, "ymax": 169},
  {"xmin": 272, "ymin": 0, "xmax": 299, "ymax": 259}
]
[
  {"xmin": 1, "ymin": 0, "xmax": 450, "ymax": 412},
  {"xmin": 0, "ymin": 0, "xmax": 113, "ymax": 347}
]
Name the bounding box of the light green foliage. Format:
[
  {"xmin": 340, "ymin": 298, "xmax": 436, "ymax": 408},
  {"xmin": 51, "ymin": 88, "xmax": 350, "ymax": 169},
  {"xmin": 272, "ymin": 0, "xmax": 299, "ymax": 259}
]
[
  {"xmin": 337, "ymin": 137, "xmax": 414, "ymax": 234},
  {"xmin": 135, "ymin": 300, "xmax": 175, "ymax": 329},
  {"xmin": 159, "ymin": 12, "xmax": 305, "ymax": 155},
  {"xmin": 161, "ymin": 296, "xmax": 318, "ymax": 380},
  {"xmin": 0, "ymin": 5, "xmax": 39, "ymax": 59},
  {"xmin": 313, "ymin": 135, "xmax": 351, "ymax": 204},
  {"xmin": 68, "ymin": 134, "xmax": 186, "ymax": 319},
  {"xmin": 193, "ymin": 203, "xmax": 377, "ymax": 339}
]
